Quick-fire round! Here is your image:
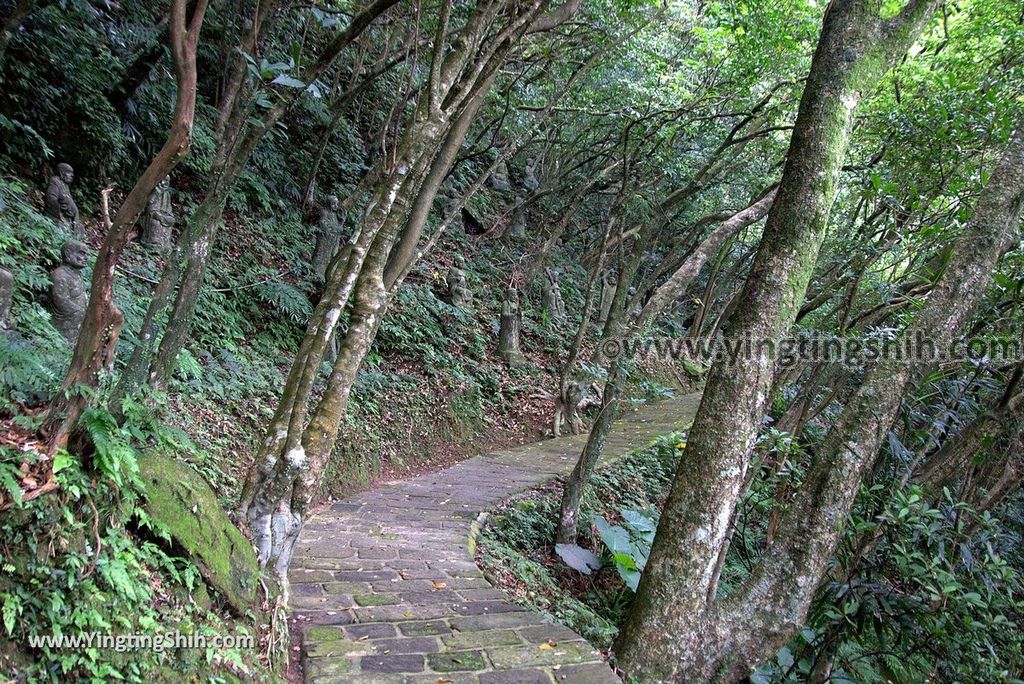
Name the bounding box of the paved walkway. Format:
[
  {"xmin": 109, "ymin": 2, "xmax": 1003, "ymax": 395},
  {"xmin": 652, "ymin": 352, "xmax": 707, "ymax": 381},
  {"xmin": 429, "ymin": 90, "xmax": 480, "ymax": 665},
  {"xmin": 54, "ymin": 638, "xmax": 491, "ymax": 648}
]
[{"xmin": 289, "ymin": 392, "xmax": 702, "ymax": 684}]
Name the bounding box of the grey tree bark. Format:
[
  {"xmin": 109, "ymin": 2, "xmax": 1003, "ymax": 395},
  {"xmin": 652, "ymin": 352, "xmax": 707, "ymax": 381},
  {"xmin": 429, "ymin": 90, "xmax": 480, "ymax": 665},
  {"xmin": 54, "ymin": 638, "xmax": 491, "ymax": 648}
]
[
  {"xmin": 116, "ymin": 0, "xmax": 401, "ymax": 399},
  {"xmin": 553, "ymin": 190, "xmax": 778, "ymax": 543},
  {"xmin": 615, "ymin": 1, "xmax": 942, "ymax": 680},
  {"xmin": 236, "ymin": 0, "xmax": 586, "ymax": 579}
]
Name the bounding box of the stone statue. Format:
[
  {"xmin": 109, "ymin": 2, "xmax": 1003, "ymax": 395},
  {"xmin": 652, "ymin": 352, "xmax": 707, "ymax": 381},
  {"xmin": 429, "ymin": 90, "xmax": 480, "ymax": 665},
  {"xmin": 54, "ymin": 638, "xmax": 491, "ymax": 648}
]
[
  {"xmin": 598, "ymin": 268, "xmax": 617, "ymax": 327},
  {"xmin": 628, "ymin": 285, "xmax": 642, "ymax": 318},
  {"xmin": 489, "ymin": 160, "xmax": 511, "ymax": 192},
  {"xmin": 312, "ymin": 195, "xmax": 341, "ymax": 280},
  {"xmin": 554, "ymin": 380, "xmax": 585, "ymax": 437},
  {"xmin": 523, "ymin": 157, "xmax": 540, "ymax": 191},
  {"xmin": 541, "ymin": 267, "xmax": 566, "ymax": 324},
  {"xmin": 141, "ymin": 176, "xmax": 175, "ymax": 254},
  {"xmin": 49, "ymin": 240, "xmax": 89, "ymax": 343},
  {"xmin": 447, "ymin": 255, "xmax": 474, "ymax": 309},
  {"xmin": 507, "ymin": 196, "xmax": 527, "ymax": 240},
  {"xmin": 44, "ymin": 163, "xmax": 84, "ymax": 235},
  {"xmin": 442, "ymin": 193, "xmax": 462, "ymax": 231},
  {"xmin": 497, "ymin": 285, "xmax": 524, "ymax": 364},
  {"xmin": 437, "ymin": 179, "xmax": 463, "ymax": 231},
  {"xmin": 0, "ymin": 267, "xmax": 12, "ymax": 330}
]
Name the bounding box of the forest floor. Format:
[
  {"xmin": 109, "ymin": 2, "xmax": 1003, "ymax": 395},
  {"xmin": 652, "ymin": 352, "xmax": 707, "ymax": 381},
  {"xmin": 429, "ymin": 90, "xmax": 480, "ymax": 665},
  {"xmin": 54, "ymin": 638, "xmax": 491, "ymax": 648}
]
[{"xmin": 286, "ymin": 392, "xmax": 701, "ymax": 683}]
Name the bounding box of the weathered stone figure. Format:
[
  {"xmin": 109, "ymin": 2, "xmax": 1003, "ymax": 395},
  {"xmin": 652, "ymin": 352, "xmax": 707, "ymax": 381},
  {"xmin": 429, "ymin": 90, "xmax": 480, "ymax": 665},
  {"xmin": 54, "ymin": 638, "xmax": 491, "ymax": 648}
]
[
  {"xmin": 627, "ymin": 285, "xmax": 642, "ymax": 318},
  {"xmin": 141, "ymin": 176, "xmax": 175, "ymax": 254},
  {"xmin": 0, "ymin": 267, "xmax": 13, "ymax": 329},
  {"xmin": 507, "ymin": 197, "xmax": 527, "ymax": 240},
  {"xmin": 489, "ymin": 159, "xmax": 511, "ymax": 192},
  {"xmin": 542, "ymin": 267, "xmax": 566, "ymax": 324},
  {"xmin": 553, "ymin": 380, "xmax": 585, "ymax": 437},
  {"xmin": 44, "ymin": 163, "xmax": 83, "ymax": 235},
  {"xmin": 497, "ymin": 285, "xmax": 524, "ymax": 364},
  {"xmin": 598, "ymin": 268, "xmax": 617, "ymax": 327},
  {"xmin": 312, "ymin": 194, "xmax": 341, "ymax": 279},
  {"xmin": 50, "ymin": 240, "xmax": 89, "ymax": 343},
  {"xmin": 447, "ymin": 255, "xmax": 474, "ymax": 309},
  {"xmin": 523, "ymin": 157, "xmax": 540, "ymax": 191},
  {"xmin": 441, "ymin": 191, "xmax": 463, "ymax": 231}
]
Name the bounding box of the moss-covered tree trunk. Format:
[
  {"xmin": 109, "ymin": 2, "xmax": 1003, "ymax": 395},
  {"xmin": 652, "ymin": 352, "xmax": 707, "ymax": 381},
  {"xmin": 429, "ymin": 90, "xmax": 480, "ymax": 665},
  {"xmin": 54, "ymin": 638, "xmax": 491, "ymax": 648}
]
[
  {"xmin": 614, "ymin": 1, "xmax": 940, "ymax": 680},
  {"xmin": 237, "ymin": 0, "xmax": 585, "ymax": 577},
  {"xmin": 724, "ymin": 123, "xmax": 1024, "ymax": 677}
]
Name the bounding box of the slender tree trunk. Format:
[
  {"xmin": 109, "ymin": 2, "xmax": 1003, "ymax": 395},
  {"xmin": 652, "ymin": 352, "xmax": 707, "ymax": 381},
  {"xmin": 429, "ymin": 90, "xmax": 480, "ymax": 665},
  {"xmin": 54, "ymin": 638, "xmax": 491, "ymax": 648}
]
[
  {"xmin": 637, "ymin": 187, "xmax": 777, "ymax": 326},
  {"xmin": 116, "ymin": 0, "xmax": 400, "ymax": 397},
  {"xmin": 115, "ymin": 183, "xmax": 230, "ymax": 400},
  {"xmin": 42, "ymin": 0, "xmax": 209, "ymax": 450},
  {"xmin": 556, "ymin": 361, "xmax": 623, "ymax": 543},
  {"xmin": 915, "ymin": 383, "xmax": 1024, "ymax": 500},
  {"xmin": 687, "ymin": 239, "xmax": 732, "ymax": 339},
  {"xmin": 238, "ymin": 0, "xmax": 584, "ymax": 578},
  {"xmin": 552, "ymin": 188, "xmax": 777, "ymax": 541},
  {"xmin": 615, "ymin": 2, "xmax": 940, "ymax": 680}
]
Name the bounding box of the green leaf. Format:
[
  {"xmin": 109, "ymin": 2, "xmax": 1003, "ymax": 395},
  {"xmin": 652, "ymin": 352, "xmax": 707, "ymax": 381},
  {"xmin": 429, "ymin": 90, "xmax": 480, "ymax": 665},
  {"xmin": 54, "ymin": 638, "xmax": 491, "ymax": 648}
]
[
  {"xmin": 271, "ymin": 74, "xmax": 307, "ymax": 89},
  {"xmin": 621, "ymin": 509, "xmax": 657, "ymax": 536},
  {"xmin": 555, "ymin": 543, "xmax": 602, "ymax": 574},
  {"xmin": 777, "ymin": 646, "xmax": 794, "ymax": 670},
  {"xmin": 1, "ymin": 593, "xmax": 20, "ymax": 635},
  {"xmin": 52, "ymin": 451, "xmax": 74, "ymax": 474},
  {"xmin": 594, "ymin": 516, "xmax": 631, "ymax": 555},
  {"xmin": 620, "ymin": 567, "xmax": 641, "ymax": 592},
  {"xmin": 613, "ymin": 552, "xmax": 638, "ymax": 571}
]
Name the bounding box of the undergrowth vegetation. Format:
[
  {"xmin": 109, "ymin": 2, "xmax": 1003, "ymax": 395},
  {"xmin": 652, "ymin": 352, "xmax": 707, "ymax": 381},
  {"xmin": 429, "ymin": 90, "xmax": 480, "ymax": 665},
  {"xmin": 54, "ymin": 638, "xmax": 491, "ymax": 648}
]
[
  {"xmin": 477, "ymin": 428, "xmax": 1024, "ymax": 683},
  {"xmin": 3, "ymin": 0, "xmax": 1023, "ymax": 680},
  {"xmin": 476, "ymin": 434, "xmax": 687, "ymax": 648},
  {"xmin": 0, "ymin": 405, "xmax": 279, "ymax": 682}
]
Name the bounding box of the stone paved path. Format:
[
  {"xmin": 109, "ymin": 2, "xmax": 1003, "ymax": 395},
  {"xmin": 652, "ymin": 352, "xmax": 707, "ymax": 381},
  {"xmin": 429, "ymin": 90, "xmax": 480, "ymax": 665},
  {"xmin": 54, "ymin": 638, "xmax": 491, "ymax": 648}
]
[{"xmin": 289, "ymin": 392, "xmax": 702, "ymax": 684}]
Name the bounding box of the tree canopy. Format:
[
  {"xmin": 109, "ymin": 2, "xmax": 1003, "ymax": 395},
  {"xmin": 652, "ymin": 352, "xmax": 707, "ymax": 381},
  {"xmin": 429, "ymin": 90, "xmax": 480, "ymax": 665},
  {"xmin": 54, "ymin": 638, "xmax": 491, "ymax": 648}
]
[{"xmin": 1, "ymin": 0, "xmax": 1022, "ymax": 682}]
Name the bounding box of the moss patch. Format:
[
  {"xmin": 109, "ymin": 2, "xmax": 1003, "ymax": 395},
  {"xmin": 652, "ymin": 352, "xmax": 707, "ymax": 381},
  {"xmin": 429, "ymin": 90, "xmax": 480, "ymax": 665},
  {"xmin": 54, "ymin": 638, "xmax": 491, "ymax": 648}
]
[
  {"xmin": 138, "ymin": 454, "xmax": 259, "ymax": 613},
  {"xmin": 426, "ymin": 649, "xmax": 488, "ymax": 672}
]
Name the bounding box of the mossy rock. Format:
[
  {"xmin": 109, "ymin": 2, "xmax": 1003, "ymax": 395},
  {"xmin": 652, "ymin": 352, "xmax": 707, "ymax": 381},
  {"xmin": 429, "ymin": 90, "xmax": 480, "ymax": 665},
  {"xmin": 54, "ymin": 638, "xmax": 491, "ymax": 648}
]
[
  {"xmin": 138, "ymin": 454, "xmax": 259, "ymax": 613},
  {"xmin": 679, "ymin": 357, "xmax": 706, "ymax": 379}
]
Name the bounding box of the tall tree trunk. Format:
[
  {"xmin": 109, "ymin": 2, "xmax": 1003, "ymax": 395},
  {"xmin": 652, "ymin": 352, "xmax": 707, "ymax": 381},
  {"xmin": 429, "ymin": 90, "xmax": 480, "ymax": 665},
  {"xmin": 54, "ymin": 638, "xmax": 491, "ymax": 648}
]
[
  {"xmin": 237, "ymin": 0, "xmax": 585, "ymax": 579},
  {"xmin": 116, "ymin": 0, "xmax": 401, "ymax": 398},
  {"xmin": 42, "ymin": 0, "xmax": 209, "ymax": 450},
  {"xmin": 555, "ymin": 361, "xmax": 623, "ymax": 543},
  {"xmin": 615, "ymin": 1, "xmax": 940, "ymax": 680},
  {"xmin": 725, "ymin": 123, "xmax": 1024, "ymax": 673}
]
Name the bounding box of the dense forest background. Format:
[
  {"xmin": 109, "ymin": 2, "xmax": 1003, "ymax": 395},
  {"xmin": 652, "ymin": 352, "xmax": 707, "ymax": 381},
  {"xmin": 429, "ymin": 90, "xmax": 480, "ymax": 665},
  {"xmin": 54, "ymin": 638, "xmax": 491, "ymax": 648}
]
[{"xmin": 1, "ymin": 0, "xmax": 1023, "ymax": 682}]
